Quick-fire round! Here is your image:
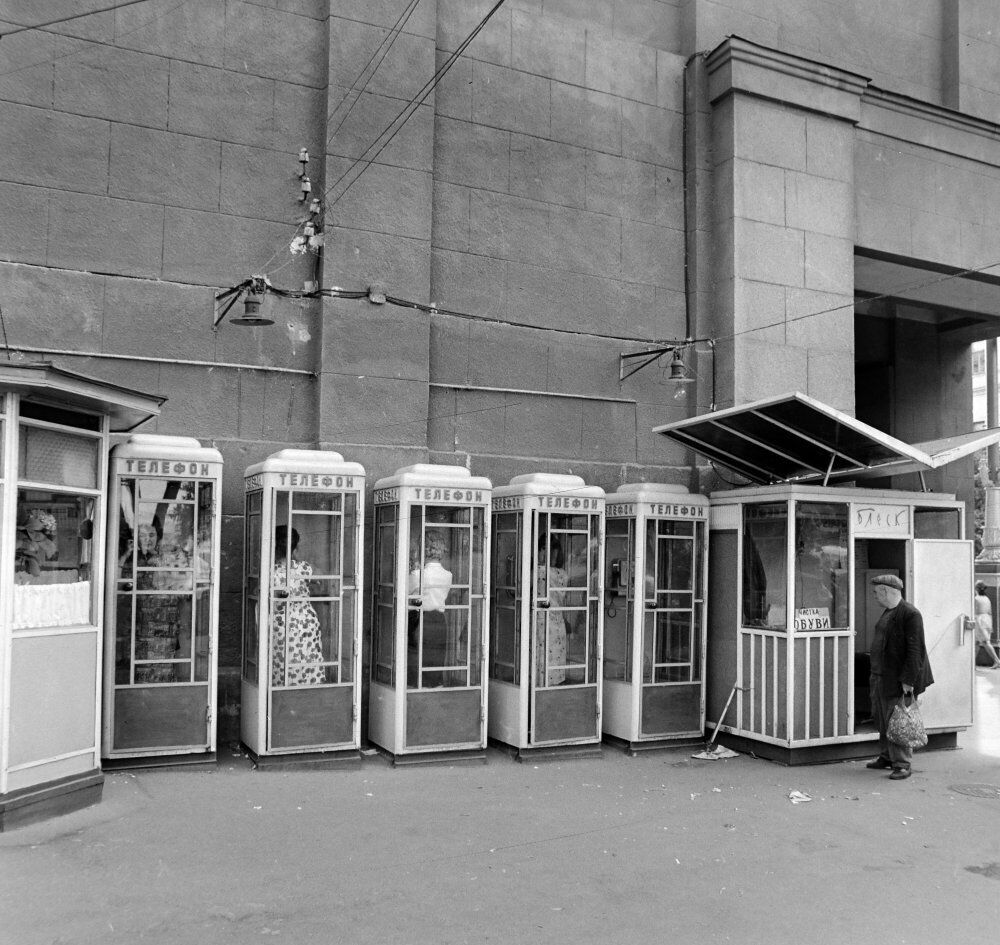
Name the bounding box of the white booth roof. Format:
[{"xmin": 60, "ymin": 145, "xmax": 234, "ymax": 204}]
[
  {"xmin": 653, "ymin": 391, "xmax": 1000, "ymax": 486},
  {"xmin": 114, "ymin": 433, "xmax": 223, "ymax": 464},
  {"xmin": 245, "ymin": 448, "xmax": 364, "ymax": 479},
  {"xmin": 605, "ymin": 482, "xmax": 707, "ymax": 504},
  {"xmin": 0, "ymin": 360, "xmax": 164, "ymax": 432},
  {"xmin": 494, "ymin": 472, "xmax": 605, "ymax": 499},
  {"xmin": 374, "ymin": 462, "xmax": 492, "ymax": 492}
]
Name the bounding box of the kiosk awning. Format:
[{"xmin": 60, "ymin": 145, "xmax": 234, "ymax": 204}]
[
  {"xmin": 0, "ymin": 361, "xmax": 165, "ymax": 432},
  {"xmin": 652, "ymin": 391, "xmax": 1000, "ymax": 485}
]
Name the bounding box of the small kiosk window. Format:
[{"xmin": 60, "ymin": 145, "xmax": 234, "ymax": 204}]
[
  {"xmin": 793, "ymin": 502, "xmax": 849, "ymax": 631},
  {"xmin": 742, "ymin": 503, "xmax": 787, "ymax": 628}
]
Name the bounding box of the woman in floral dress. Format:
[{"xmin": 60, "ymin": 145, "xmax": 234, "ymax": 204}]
[
  {"xmin": 535, "ymin": 534, "xmax": 569, "ymax": 686},
  {"xmin": 271, "ymin": 525, "xmax": 325, "ymax": 686}
]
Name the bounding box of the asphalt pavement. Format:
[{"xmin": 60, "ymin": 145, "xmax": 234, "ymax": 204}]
[{"xmin": 2, "ymin": 669, "xmax": 999, "ymax": 945}]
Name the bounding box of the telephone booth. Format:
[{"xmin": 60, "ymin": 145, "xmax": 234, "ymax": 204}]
[
  {"xmin": 488, "ymin": 474, "xmax": 605, "ymax": 757},
  {"xmin": 0, "ymin": 362, "xmax": 163, "ymax": 830},
  {"xmin": 241, "ymin": 450, "xmax": 365, "ymax": 764},
  {"xmin": 369, "ymin": 464, "xmax": 491, "ymax": 763},
  {"xmin": 602, "ymin": 484, "xmax": 709, "ymax": 752},
  {"xmin": 654, "ymin": 393, "xmax": 1000, "ymax": 764},
  {"xmin": 103, "ymin": 435, "xmax": 223, "ymax": 765}
]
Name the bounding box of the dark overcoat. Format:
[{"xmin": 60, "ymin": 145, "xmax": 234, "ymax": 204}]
[{"xmin": 872, "ymin": 599, "xmax": 934, "ymax": 697}]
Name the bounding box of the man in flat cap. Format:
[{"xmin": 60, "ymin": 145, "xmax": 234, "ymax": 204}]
[{"xmin": 866, "ymin": 574, "xmax": 934, "ymax": 780}]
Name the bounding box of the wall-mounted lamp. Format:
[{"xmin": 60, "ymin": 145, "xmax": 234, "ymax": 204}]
[
  {"xmin": 668, "ymin": 348, "xmax": 695, "ymax": 382},
  {"xmin": 230, "ymin": 275, "xmax": 274, "ymax": 327}
]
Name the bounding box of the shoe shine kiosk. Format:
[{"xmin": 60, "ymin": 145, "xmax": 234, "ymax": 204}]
[
  {"xmin": 104, "ymin": 435, "xmax": 223, "ymax": 766},
  {"xmin": 241, "ymin": 450, "xmax": 365, "ymax": 765},
  {"xmin": 602, "ymin": 484, "xmax": 709, "ymax": 752},
  {"xmin": 488, "ymin": 474, "xmax": 606, "ymax": 758},
  {"xmin": 654, "ymin": 392, "xmax": 1000, "ymax": 764},
  {"xmin": 369, "ymin": 464, "xmax": 492, "ymax": 764},
  {"xmin": 0, "ymin": 362, "xmax": 163, "ymax": 830}
]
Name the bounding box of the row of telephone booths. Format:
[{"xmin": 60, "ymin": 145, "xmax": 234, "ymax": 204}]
[{"xmin": 0, "ymin": 363, "xmax": 992, "ymax": 827}]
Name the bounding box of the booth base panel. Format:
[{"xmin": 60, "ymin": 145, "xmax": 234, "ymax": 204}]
[
  {"xmin": 603, "ymin": 733, "xmax": 705, "ymax": 756},
  {"xmin": 243, "ymin": 746, "xmax": 362, "ymax": 770},
  {"xmin": 102, "ymin": 751, "xmax": 216, "ymax": 771},
  {"xmin": 710, "ymin": 729, "xmax": 959, "ymax": 766},
  {"xmin": 490, "ymin": 739, "xmax": 603, "ymax": 763},
  {"xmin": 381, "ymin": 747, "xmax": 487, "ymax": 767},
  {"xmin": 0, "ymin": 769, "xmax": 103, "ymax": 832}
]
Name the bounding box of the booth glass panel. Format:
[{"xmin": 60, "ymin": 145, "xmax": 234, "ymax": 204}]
[
  {"xmin": 269, "ymin": 493, "xmax": 346, "ymax": 689},
  {"xmin": 603, "ymin": 519, "xmax": 632, "ymax": 682},
  {"xmin": 341, "ymin": 590, "xmax": 356, "ymax": 683},
  {"xmin": 794, "ymin": 502, "xmax": 849, "ymax": 630},
  {"xmin": 13, "ymin": 489, "xmax": 96, "ymax": 629},
  {"xmin": 535, "ymin": 512, "xmax": 599, "ymax": 688},
  {"xmin": 372, "ymin": 505, "xmax": 397, "ymax": 686},
  {"xmin": 407, "ymin": 506, "xmax": 483, "ymax": 690},
  {"xmin": 914, "ymin": 507, "xmax": 961, "ymax": 540},
  {"xmin": 743, "ymin": 503, "xmax": 787, "ymax": 629},
  {"xmin": 490, "ymin": 512, "xmax": 521, "ymax": 684},
  {"xmin": 243, "ymin": 491, "xmax": 262, "ymax": 682},
  {"xmin": 18, "ymin": 424, "xmax": 99, "ymax": 489}
]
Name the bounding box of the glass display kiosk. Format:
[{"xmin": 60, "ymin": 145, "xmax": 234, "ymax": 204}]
[
  {"xmin": 654, "ymin": 393, "xmax": 1000, "ymax": 764},
  {"xmin": 369, "ymin": 464, "xmax": 492, "ymax": 763},
  {"xmin": 241, "ymin": 450, "xmax": 365, "ymax": 764},
  {"xmin": 0, "ymin": 362, "xmax": 162, "ymax": 830},
  {"xmin": 488, "ymin": 473, "xmax": 606, "ymax": 757},
  {"xmin": 103, "ymin": 435, "xmax": 223, "ymax": 765},
  {"xmin": 603, "ymin": 484, "xmax": 709, "ymax": 752}
]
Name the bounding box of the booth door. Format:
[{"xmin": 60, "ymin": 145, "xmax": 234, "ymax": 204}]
[
  {"xmin": 529, "ymin": 510, "xmax": 601, "ymax": 745},
  {"xmin": 111, "ymin": 479, "xmax": 213, "ymax": 753},
  {"xmin": 404, "ymin": 504, "xmax": 485, "ymax": 749},
  {"xmin": 639, "ymin": 519, "xmax": 704, "ymax": 737},
  {"xmin": 912, "ymin": 539, "xmax": 974, "ymax": 730},
  {"xmin": 267, "ymin": 492, "xmax": 357, "ymax": 751}
]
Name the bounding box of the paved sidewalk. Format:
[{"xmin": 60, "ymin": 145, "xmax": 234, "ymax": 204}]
[{"xmin": 3, "ymin": 671, "xmax": 999, "ymax": 945}]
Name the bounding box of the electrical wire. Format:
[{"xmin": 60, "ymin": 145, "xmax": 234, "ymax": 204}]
[
  {"xmin": 0, "ymin": 0, "xmax": 155, "ymax": 38},
  {"xmin": 0, "ymin": 0, "xmax": 193, "ymax": 79},
  {"xmin": 320, "ymin": 0, "xmax": 506, "ymax": 214}
]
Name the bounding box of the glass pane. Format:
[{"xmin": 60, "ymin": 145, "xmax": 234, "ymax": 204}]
[
  {"xmin": 742, "ymin": 503, "xmax": 787, "ymax": 629},
  {"xmin": 13, "ymin": 490, "xmax": 95, "ymax": 629},
  {"xmin": 490, "ymin": 512, "xmax": 521, "ymax": 685},
  {"xmin": 115, "ymin": 593, "xmax": 133, "ymax": 684},
  {"xmin": 341, "ymin": 590, "xmax": 356, "ymax": 683},
  {"xmin": 293, "ymin": 510, "xmax": 340, "ymax": 577},
  {"xmin": 196, "ymin": 482, "xmax": 214, "ymax": 582},
  {"xmin": 194, "ymin": 586, "xmax": 211, "ymax": 681},
  {"xmin": 343, "ymin": 493, "xmax": 358, "ymax": 580},
  {"xmin": 603, "ymin": 520, "xmax": 631, "ymax": 681},
  {"xmin": 18, "ymin": 425, "xmax": 98, "ymax": 488},
  {"xmin": 794, "ymin": 502, "xmax": 849, "ymax": 630},
  {"xmin": 469, "ymin": 599, "xmax": 482, "ymax": 686},
  {"xmin": 243, "ymin": 491, "xmax": 262, "ymax": 682},
  {"xmin": 135, "ymin": 592, "xmax": 192, "ymax": 683},
  {"xmin": 914, "ymin": 507, "xmax": 960, "ymax": 540},
  {"xmin": 471, "ymin": 508, "xmax": 484, "ymax": 595},
  {"xmin": 372, "ymin": 507, "xmax": 396, "ymax": 686},
  {"xmin": 270, "ymin": 552, "xmax": 327, "ymax": 687},
  {"xmin": 293, "ymin": 492, "xmax": 342, "ymax": 511}
]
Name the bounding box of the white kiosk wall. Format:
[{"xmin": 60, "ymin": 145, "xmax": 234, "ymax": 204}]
[
  {"xmin": 103, "ymin": 435, "xmax": 223, "ymax": 762},
  {"xmin": 603, "ymin": 484, "xmax": 709, "ymax": 750},
  {"xmin": 488, "ymin": 473, "xmax": 605, "ymax": 754},
  {"xmin": 0, "ymin": 362, "xmax": 162, "ymax": 830},
  {"xmin": 240, "ymin": 450, "xmax": 365, "ymax": 761},
  {"xmin": 369, "ymin": 464, "xmax": 491, "ymax": 761}
]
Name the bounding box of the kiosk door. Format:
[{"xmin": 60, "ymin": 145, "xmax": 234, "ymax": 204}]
[
  {"xmin": 529, "ymin": 510, "xmax": 601, "ymax": 744},
  {"xmin": 912, "ymin": 539, "xmax": 974, "ymax": 730},
  {"xmin": 405, "ymin": 504, "xmax": 485, "ymax": 748}
]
